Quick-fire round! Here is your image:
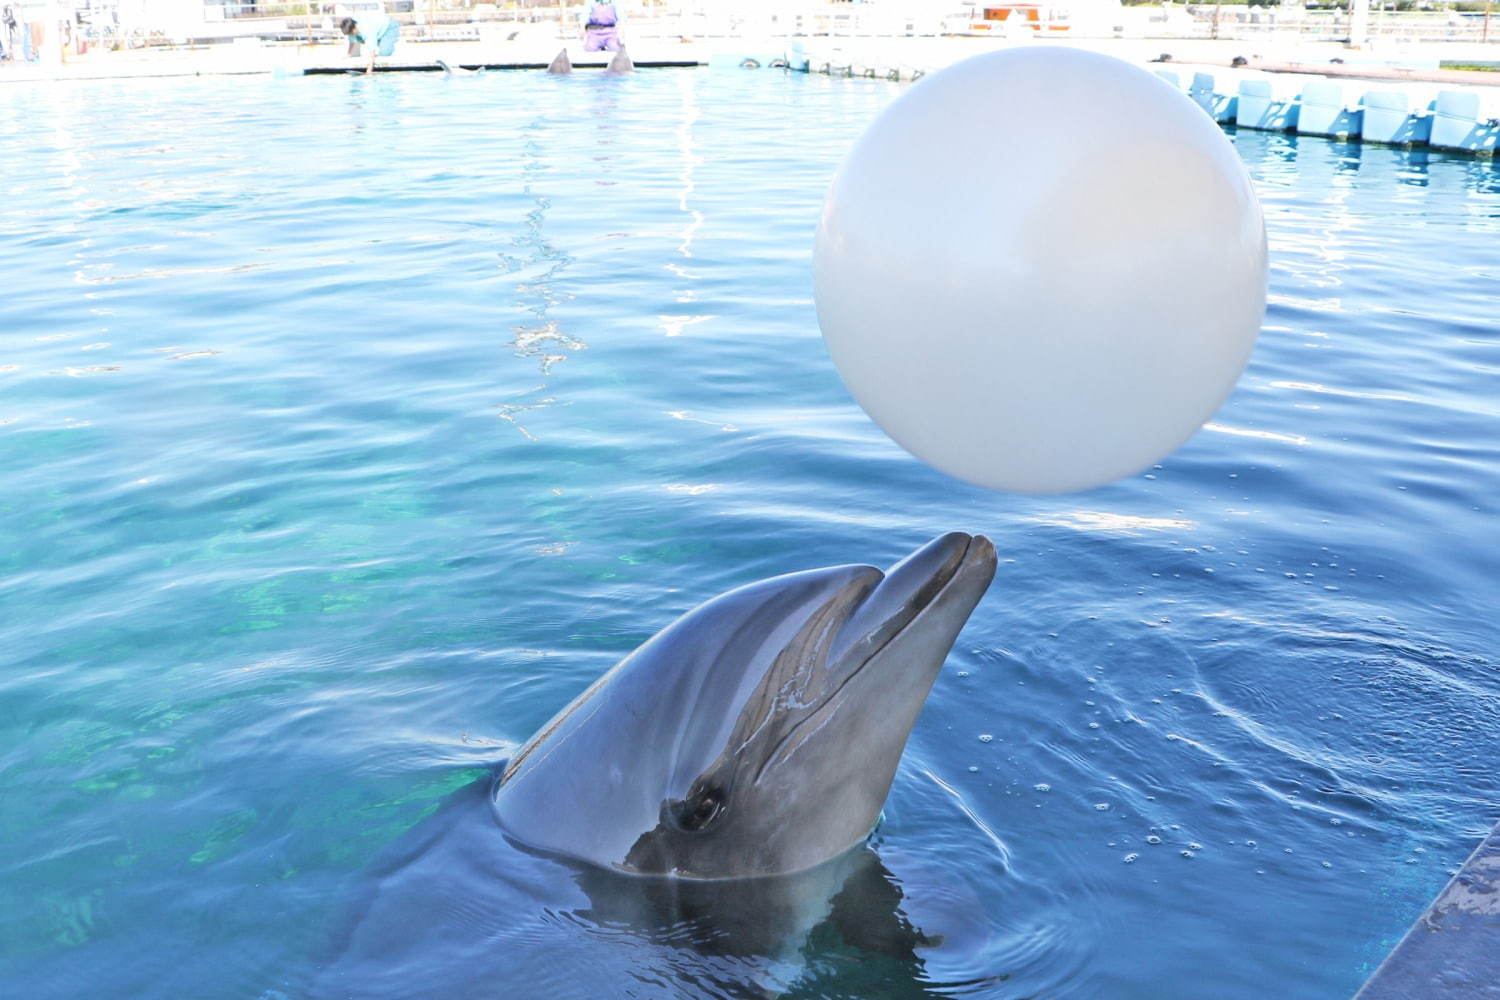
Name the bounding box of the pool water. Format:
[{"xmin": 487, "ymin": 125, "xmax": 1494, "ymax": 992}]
[{"xmin": 1, "ymin": 67, "xmax": 1497, "ymax": 999}]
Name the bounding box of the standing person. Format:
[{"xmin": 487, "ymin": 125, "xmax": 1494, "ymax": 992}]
[
  {"xmin": 0, "ymin": 5, "xmax": 14, "ymax": 60},
  {"xmin": 339, "ymin": 10, "xmax": 398, "ymax": 74},
  {"xmin": 579, "ymin": 0, "xmax": 623, "ymax": 53}
]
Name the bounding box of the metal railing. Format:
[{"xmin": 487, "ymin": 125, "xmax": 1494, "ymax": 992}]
[{"xmin": 1184, "ymin": 6, "xmax": 1496, "ymax": 43}]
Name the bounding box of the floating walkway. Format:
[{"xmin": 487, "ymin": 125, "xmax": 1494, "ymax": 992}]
[{"xmin": 785, "ymin": 45, "xmax": 1500, "ymax": 155}]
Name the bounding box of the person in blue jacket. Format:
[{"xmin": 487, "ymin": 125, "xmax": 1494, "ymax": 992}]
[{"xmin": 339, "ymin": 12, "xmax": 399, "ymax": 74}]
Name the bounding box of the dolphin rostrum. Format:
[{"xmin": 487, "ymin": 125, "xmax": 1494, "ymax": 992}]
[{"xmin": 493, "ymin": 531, "xmax": 997, "ymax": 880}]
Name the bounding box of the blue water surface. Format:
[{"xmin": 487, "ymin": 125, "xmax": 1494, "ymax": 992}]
[{"xmin": 1, "ymin": 67, "xmax": 1498, "ymax": 999}]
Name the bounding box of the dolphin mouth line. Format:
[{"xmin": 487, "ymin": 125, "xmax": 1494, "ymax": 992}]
[{"xmin": 750, "ymin": 533, "xmax": 987, "ymax": 786}]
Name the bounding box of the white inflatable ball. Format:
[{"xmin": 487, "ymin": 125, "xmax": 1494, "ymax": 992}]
[{"xmin": 814, "ymin": 47, "xmax": 1266, "ymax": 494}]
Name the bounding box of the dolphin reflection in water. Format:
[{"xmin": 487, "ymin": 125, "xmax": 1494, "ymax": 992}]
[{"xmin": 315, "ymin": 533, "xmax": 1006, "ymax": 999}]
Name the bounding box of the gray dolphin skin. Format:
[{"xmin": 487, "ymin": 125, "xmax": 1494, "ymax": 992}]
[
  {"xmin": 493, "ymin": 531, "xmax": 997, "ymax": 880},
  {"xmin": 546, "ymin": 48, "xmax": 572, "ymax": 74},
  {"xmin": 606, "ymin": 46, "xmax": 634, "ymax": 74}
]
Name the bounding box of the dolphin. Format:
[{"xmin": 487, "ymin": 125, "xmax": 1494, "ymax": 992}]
[
  {"xmin": 493, "ymin": 531, "xmax": 996, "ymax": 878},
  {"xmin": 605, "ymin": 46, "xmax": 634, "ymax": 74},
  {"xmin": 313, "ymin": 533, "xmax": 998, "ymax": 997},
  {"xmin": 435, "ymin": 58, "xmax": 476, "ymax": 77},
  {"xmin": 547, "ymin": 47, "xmax": 572, "ymax": 75}
]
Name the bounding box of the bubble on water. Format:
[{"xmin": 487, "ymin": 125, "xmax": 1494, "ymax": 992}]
[
  {"xmin": 1094, "ymin": 802, "xmax": 1111, "ymax": 811},
  {"xmin": 1034, "ymin": 783, "xmax": 1051, "ymax": 793},
  {"xmin": 1188, "ymin": 842, "xmax": 1202, "ymax": 850},
  {"xmin": 1246, "ymin": 840, "xmax": 1258, "ymax": 848},
  {"xmin": 978, "ymin": 733, "xmax": 994, "ymax": 743},
  {"xmin": 968, "ymin": 766, "xmax": 979, "ymax": 773},
  {"xmin": 1147, "ymin": 835, "xmax": 1162, "ymax": 845},
  {"xmin": 1087, "ymin": 722, "xmax": 1101, "ymax": 730},
  {"xmin": 1123, "ymin": 853, "xmax": 1140, "ymax": 864},
  {"xmin": 957, "ymin": 670, "xmax": 970, "ymax": 678},
  {"xmin": 1181, "ymin": 850, "xmax": 1195, "ymax": 859},
  {"xmin": 1330, "ymin": 818, "xmax": 1342, "ymax": 826},
  {"xmin": 1322, "ymin": 861, "xmax": 1332, "ymax": 868}
]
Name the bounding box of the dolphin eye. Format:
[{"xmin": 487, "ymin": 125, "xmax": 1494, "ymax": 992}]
[{"xmin": 676, "ymin": 788, "xmax": 724, "ymax": 832}]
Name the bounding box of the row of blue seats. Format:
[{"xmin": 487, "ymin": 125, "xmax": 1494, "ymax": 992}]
[{"xmin": 1155, "ymin": 68, "xmax": 1499, "ymax": 154}]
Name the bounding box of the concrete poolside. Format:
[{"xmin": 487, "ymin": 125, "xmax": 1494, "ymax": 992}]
[
  {"xmin": 0, "ymin": 35, "xmax": 704, "ymax": 82},
  {"xmin": 3, "ymin": 30, "xmax": 1497, "ymax": 88},
  {"xmin": 1354, "ymin": 820, "xmax": 1500, "ymax": 999}
]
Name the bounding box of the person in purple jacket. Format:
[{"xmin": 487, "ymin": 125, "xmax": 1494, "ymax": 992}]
[{"xmin": 579, "ymin": 0, "xmax": 623, "ymax": 53}]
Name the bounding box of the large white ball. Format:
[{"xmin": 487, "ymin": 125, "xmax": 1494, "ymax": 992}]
[{"xmin": 814, "ymin": 47, "xmax": 1266, "ymax": 494}]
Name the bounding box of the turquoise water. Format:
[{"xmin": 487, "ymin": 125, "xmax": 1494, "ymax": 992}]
[{"xmin": 1, "ymin": 67, "xmax": 1497, "ymax": 998}]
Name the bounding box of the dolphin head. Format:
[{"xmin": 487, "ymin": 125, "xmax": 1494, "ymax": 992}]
[{"xmin": 492, "ymin": 532, "xmax": 997, "ymax": 879}]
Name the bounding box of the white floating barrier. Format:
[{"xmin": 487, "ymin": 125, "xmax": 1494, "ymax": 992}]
[
  {"xmin": 1297, "ymin": 81, "xmax": 1360, "ymax": 139},
  {"xmin": 1236, "ymin": 77, "xmax": 1300, "ymax": 131},
  {"xmin": 1429, "ymin": 90, "xmax": 1500, "ymax": 154},
  {"xmin": 1359, "ymin": 89, "xmax": 1432, "ymax": 145},
  {"xmin": 1190, "ymin": 71, "xmax": 1238, "ymax": 123},
  {"xmin": 782, "ymin": 47, "xmax": 1497, "ymax": 156}
]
